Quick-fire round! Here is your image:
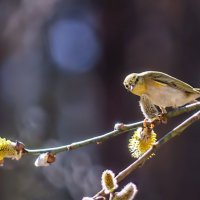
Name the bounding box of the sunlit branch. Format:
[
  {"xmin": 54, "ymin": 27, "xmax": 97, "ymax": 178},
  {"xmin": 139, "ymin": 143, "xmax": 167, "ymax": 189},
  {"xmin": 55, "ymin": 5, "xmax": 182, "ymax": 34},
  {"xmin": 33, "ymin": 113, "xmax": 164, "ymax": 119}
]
[
  {"xmin": 25, "ymin": 102, "xmax": 200, "ymax": 155},
  {"xmin": 93, "ymin": 109, "xmax": 200, "ymax": 198}
]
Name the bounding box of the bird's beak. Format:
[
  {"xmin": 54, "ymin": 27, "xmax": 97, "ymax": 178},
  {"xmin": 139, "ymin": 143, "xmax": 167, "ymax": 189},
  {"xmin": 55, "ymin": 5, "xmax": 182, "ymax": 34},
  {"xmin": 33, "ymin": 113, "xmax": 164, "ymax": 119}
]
[{"xmin": 130, "ymin": 85, "xmax": 134, "ymax": 91}]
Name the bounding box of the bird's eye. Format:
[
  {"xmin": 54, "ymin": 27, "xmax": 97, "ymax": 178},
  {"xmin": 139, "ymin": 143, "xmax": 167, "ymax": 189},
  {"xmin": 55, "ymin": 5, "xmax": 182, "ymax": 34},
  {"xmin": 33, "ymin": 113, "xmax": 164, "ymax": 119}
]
[
  {"xmin": 125, "ymin": 84, "xmax": 129, "ymax": 89},
  {"xmin": 134, "ymin": 77, "xmax": 139, "ymax": 85}
]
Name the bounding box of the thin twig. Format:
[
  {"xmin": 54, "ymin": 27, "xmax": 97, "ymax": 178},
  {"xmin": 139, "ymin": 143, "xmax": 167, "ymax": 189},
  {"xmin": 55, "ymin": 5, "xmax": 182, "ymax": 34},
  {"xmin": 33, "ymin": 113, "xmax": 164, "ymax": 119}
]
[
  {"xmin": 25, "ymin": 121, "xmax": 142, "ymax": 155},
  {"xmin": 25, "ymin": 102, "xmax": 200, "ymax": 155},
  {"xmin": 93, "ymin": 110, "xmax": 200, "ymax": 198}
]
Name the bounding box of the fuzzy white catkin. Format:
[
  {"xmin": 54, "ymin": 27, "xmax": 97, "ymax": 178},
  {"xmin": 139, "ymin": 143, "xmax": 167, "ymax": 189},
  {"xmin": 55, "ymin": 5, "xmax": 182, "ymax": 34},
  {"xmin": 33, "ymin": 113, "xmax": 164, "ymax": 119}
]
[
  {"xmin": 112, "ymin": 183, "xmax": 138, "ymax": 200},
  {"xmin": 34, "ymin": 153, "xmax": 50, "ymax": 167}
]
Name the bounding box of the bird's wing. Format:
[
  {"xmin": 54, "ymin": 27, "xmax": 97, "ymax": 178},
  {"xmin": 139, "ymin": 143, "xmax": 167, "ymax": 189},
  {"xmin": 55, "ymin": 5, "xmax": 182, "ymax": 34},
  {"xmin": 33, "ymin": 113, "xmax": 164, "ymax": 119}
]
[
  {"xmin": 195, "ymin": 88, "xmax": 200, "ymax": 92},
  {"xmin": 140, "ymin": 71, "xmax": 200, "ymax": 94}
]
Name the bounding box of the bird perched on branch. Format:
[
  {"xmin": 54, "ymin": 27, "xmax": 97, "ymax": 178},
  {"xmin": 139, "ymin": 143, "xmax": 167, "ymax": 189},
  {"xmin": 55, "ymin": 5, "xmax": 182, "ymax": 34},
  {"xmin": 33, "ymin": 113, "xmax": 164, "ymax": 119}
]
[{"xmin": 123, "ymin": 71, "xmax": 200, "ymax": 115}]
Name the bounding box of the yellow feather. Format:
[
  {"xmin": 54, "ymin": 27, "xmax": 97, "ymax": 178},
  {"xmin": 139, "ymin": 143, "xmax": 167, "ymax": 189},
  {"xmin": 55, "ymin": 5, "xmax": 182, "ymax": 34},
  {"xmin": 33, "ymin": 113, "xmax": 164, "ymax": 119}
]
[
  {"xmin": 151, "ymin": 80, "xmax": 168, "ymax": 88},
  {"xmin": 131, "ymin": 81, "xmax": 147, "ymax": 96}
]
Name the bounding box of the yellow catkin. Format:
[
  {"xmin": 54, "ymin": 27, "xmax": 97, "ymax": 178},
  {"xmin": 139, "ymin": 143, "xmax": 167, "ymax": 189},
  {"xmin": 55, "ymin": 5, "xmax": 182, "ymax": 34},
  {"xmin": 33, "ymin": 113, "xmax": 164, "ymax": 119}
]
[
  {"xmin": 128, "ymin": 127, "xmax": 157, "ymax": 158},
  {"xmin": 0, "ymin": 138, "xmax": 18, "ymax": 161}
]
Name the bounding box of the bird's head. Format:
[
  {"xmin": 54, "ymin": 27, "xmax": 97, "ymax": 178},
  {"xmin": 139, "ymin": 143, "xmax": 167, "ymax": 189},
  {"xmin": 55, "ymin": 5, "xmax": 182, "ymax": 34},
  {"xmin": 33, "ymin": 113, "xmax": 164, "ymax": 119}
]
[{"xmin": 123, "ymin": 73, "xmax": 139, "ymax": 92}]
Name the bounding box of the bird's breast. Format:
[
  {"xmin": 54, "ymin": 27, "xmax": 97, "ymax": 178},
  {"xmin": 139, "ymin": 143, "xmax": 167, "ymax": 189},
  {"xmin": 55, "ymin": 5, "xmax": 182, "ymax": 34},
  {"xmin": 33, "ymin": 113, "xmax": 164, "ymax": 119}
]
[{"xmin": 131, "ymin": 80, "xmax": 147, "ymax": 96}]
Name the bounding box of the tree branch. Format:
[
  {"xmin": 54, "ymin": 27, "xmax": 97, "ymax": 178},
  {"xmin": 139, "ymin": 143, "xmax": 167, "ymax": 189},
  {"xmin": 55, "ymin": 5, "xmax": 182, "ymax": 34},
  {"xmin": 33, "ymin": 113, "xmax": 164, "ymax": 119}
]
[
  {"xmin": 93, "ymin": 109, "xmax": 200, "ymax": 198},
  {"xmin": 25, "ymin": 102, "xmax": 200, "ymax": 155}
]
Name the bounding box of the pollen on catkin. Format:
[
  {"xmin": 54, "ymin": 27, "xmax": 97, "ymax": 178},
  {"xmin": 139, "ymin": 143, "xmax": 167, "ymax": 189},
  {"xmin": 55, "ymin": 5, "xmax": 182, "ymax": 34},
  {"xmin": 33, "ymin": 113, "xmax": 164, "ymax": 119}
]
[
  {"xmin": 128, "ymin": 127, "xmax": 157, "ymax": 158},
  {"xmin": 0, "ymin": 137, "xmax": 20, "ymax": 162},
  {"xmin": 112, "ymin": 182, "xmax": 138, "ymax": 200},
  {"xmin": 101, "ymin": 170, "xmax": 118, "ymax": 194}
]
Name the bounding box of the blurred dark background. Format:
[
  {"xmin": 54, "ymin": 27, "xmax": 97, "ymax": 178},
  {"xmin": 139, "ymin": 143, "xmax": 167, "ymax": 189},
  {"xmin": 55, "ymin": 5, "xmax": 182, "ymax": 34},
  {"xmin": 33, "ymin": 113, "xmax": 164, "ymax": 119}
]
[{"xmin": 0, "ymin": 0, "xmax": 200, "ymax": 199}]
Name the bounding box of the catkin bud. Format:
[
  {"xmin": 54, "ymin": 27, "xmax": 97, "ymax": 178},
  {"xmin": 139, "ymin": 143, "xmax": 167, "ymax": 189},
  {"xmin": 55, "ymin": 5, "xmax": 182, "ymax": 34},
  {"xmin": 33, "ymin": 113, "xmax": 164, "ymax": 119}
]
[
  {"xmin": 35, "ymin": 152, "xmax": 56, "ymax": 167},
  {"xmin": 112, "ymin": 183, "xmax": 138, "ymax": 200},
  {"xmin": 101, "ymin": 170, "xmax": 118, "ymax": 194}
]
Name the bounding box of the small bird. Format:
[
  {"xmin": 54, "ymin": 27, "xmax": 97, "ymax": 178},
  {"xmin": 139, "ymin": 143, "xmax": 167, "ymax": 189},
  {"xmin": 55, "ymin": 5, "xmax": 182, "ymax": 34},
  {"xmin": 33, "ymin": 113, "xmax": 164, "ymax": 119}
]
[{"xmin": 123, "ymin": 71, "xmax": 200, "ymax": 113}]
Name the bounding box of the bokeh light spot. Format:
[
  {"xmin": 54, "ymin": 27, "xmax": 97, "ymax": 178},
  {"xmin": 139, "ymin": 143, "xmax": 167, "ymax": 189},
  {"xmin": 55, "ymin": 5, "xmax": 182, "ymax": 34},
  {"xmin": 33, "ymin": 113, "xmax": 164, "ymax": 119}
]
[{"xmin": 48, "ymin": 19, "xmax": 102, "ymax": 73}]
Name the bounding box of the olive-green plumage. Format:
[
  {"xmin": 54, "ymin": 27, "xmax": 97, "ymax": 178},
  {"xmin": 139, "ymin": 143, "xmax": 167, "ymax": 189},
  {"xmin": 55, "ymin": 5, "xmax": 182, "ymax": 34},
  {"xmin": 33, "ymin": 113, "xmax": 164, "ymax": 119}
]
[{"xmin": 124, "ymin": 71, "xmax": 200, "ymax": 111}]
